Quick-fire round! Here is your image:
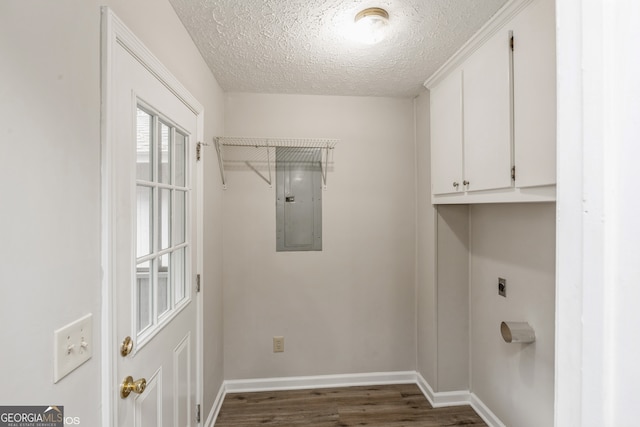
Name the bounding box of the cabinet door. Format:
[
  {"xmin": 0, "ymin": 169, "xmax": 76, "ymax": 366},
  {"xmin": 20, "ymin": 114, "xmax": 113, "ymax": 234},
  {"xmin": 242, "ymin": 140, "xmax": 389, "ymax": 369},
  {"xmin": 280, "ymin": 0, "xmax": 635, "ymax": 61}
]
[
  {"xmin": 511, "ymin": 0, "xmax": 556, "ymax": 187},
  {"xmin": 463, "ymin": 29, "xmax": 513, "ymax": 192},
  {"xmin": 431, "ymin": 69, "xmax": 463, "ymax": 195}
]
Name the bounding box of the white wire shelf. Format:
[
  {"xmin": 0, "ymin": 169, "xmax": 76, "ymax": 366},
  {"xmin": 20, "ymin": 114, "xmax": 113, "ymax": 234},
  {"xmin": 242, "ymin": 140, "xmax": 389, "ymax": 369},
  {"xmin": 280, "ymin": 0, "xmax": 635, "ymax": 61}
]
[
  {"xmin": 216, "ymin": 137, "xmax": 338, "ymax": 149},
  {"xmin": 214, "ymin": 137, "xmax": 338, "ymax": 189}
]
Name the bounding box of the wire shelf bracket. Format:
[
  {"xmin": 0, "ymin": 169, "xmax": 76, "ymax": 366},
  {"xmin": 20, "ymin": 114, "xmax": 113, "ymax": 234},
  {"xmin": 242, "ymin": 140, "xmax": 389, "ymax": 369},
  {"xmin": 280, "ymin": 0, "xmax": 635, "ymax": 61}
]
[{"xmin": 213, "ymin": 137, "xmax": 338, "ymax": 189}]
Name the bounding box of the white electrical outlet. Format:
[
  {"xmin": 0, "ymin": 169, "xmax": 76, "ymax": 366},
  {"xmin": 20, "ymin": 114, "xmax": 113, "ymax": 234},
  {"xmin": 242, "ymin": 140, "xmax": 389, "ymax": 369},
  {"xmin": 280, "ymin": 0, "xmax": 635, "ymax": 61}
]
[
  {"xmin": 53, "ymin": 313, "xmax": 93, "ymax": 383},
  {"xmin": 273, "ymin": 336, "xmax": 284, "ymax": 353}
]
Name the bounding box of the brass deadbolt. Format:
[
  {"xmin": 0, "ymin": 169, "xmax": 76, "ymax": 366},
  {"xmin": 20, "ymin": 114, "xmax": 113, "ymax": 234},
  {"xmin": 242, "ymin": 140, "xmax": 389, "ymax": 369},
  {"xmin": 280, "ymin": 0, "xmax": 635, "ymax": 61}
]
[{"xmin": 120, "ymin": 336, "xmax": 133, "ymax": 357}]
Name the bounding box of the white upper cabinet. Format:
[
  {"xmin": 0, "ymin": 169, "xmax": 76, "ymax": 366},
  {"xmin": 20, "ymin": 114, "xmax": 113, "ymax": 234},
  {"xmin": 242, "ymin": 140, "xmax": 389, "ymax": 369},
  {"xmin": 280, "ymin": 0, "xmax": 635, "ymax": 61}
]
[
  {"xmin": 511, "ymin": 0, "xmax": 556, "ymax": 188},
  {"xmin": 463, "ymin": 29, "xmax": 513, "ymax": 193},
  {"xmin": 425, "ymin": 0, "xmax": 556, "ymax": 204},
  {"xmin": 431, "ymin": 69, "xmax": 463, "ymax": 195}
]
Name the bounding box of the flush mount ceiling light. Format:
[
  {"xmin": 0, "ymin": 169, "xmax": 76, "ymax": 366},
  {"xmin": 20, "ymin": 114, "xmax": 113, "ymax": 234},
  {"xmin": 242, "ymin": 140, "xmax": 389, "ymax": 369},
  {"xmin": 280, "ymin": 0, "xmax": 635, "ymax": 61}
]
[{"xmin": 353, "ymin": 7, "xmax": 389, "ymax": 44}]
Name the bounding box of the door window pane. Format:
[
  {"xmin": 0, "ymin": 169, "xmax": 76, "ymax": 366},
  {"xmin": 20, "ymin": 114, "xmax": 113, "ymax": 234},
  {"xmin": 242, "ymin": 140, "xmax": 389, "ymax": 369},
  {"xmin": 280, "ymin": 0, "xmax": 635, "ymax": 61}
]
[
  {"xmin": 175, "ymin": 132, "xmax": 186, "ymax": 187},
  {"xmin": 137, "ymin": 260, "xmax": 152, "ymax": 333},
  {"xmin": 136, "ymin": 185, "xmax": 152, "ymax": 258},
  {"xmin": 175, "ymin": 190, "xmax": 186, "ymax": 244},
  {"xmin": 159, "ymin": 122, "xmax": 171, "ymax": 184},
  {"xmin": 159, "ymin": 189, "xmax": 171, "ymax": 250},
  {"xmin": 136, "ymin": 108, "xmax": 152, "ymax": 181},
  {"xmin": 158, "ymin": 254, "xmax": 170, "ymax": 317},
  {"xmin": 173, "ymin": 248, "xmax": 186, "ymax": 304}
]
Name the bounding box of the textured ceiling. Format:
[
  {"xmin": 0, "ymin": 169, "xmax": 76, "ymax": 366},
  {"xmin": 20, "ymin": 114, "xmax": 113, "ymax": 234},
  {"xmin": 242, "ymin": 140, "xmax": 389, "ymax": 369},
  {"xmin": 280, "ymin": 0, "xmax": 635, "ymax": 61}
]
[{"xmin": 168, "ymin": 0, "xmax": 509, "ymax": 98}]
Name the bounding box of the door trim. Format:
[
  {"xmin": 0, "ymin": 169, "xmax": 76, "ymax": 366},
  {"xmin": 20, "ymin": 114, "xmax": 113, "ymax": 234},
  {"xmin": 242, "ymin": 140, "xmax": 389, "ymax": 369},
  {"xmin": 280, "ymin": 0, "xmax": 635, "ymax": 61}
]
[{"xmin": 100, "ymin": 8, "xmax": 205, "ymax": 426}]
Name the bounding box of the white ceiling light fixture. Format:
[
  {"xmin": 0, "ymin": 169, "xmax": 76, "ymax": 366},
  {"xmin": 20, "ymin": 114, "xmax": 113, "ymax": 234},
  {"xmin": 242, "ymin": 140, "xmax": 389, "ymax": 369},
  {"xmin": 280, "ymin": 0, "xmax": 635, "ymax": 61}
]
[{"xmin": 353, "ymin": 7, "xmax": 390, "ymax": 44}]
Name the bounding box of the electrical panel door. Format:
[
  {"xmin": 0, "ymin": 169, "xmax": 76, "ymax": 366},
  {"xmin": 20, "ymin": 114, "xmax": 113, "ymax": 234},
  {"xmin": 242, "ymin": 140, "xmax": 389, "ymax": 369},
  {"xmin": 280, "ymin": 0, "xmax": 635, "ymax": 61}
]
[{"xmin": 276, "ymin": 147, "xmax": 322, "ymax": 251}]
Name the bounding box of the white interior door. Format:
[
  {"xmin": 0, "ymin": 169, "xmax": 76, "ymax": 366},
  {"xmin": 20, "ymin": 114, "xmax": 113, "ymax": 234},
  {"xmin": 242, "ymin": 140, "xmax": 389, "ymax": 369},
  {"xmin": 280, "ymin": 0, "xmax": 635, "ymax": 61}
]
[{"xmin": 102, "ymin": 10, "xmax": 203, "ymax": 427}]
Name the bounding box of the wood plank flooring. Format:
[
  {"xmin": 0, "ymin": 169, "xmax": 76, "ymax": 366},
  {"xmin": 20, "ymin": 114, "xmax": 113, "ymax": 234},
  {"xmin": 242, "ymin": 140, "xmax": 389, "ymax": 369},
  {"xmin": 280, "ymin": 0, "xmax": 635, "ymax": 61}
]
[{"xmin": 215, "ymin": 384, "xmax": 488, "ymax": 426}]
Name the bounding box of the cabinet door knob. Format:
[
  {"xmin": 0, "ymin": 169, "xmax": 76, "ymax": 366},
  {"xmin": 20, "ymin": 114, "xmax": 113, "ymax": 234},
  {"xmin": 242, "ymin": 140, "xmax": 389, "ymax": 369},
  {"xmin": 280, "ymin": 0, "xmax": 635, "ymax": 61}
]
[
  {"xmin": 463, "ymin": 180, "xmax": 470, "ymax": 186},
  {"xmin": 453, "ymin": 182, "xmax": 459, "ymax": 188}
]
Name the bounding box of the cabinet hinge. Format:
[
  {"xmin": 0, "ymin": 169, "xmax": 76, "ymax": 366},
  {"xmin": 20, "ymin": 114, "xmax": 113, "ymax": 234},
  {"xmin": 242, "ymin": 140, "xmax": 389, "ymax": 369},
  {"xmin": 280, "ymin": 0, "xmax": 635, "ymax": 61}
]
[
  {"xmin": 196, "ymin": 142, "xmax": 202, "ymax": 161},
  {"xmin": 196, "ymin": 274, "xmax": 201, "ymax": 293},
  {"xmin": 510, "ymin": 35, "xmax": 514, "ymax": 51},
  {"xmin": 196, "ymin": 404, "xmax": 201, "ymax": 423},
  {"xmin": 511, "ymin": 166, "xmax": 516, "ymax": 181}
]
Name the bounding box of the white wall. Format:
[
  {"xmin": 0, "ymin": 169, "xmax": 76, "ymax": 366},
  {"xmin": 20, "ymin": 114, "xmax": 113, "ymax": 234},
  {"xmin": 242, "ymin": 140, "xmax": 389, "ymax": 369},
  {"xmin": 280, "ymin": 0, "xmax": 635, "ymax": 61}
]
[
  {"xmin": 415, "ymin": 91, "xmax": 438, "ymax": 386},
  {"xmin": 469, "ymin": 203, "xmax": 555, "ymax": 427},
  {"xmin": 436, "ymin": 205, "xmax": 470, "ymax": 392},
  {"xmin": 0, "ymin": 0, "xmax": 224, "ymax": 424},
  {"xmin": 222, "ymin": 93, "xmax": 416, "ymax": 379}
]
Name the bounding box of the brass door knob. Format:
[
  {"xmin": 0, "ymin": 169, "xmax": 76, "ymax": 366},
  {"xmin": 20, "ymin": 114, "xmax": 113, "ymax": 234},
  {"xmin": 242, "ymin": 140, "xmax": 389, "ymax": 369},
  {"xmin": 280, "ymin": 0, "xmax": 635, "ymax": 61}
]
[{"xmin": 120, "ymin": 376, "xmax": 147, "ymax": 399}]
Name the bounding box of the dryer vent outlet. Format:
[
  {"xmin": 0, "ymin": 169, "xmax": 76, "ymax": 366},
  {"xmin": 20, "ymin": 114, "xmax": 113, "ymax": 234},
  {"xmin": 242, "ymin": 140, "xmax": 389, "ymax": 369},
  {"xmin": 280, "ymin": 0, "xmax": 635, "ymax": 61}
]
[{"xmin": 498, "ymin": 278, "xmax": 507, "ymax": 297}]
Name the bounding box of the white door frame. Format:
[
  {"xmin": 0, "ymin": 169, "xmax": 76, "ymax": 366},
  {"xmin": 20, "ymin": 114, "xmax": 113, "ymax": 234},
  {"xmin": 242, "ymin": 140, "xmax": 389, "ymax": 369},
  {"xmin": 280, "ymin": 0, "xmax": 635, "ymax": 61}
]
[
  {"xmin": 100, "ymin": 8, "xmax": 204, "ymax": 426},
  {"xmin": 555, "ymin": 0, "xmax": 640, "ymax": 426}
]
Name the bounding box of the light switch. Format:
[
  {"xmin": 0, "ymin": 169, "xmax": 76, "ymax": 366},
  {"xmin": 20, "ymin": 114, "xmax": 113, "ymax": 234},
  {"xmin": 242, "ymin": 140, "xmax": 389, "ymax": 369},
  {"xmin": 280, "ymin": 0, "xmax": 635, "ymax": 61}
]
[{"xmin": 53, "ymin": 313, "xmax": 93, "ymax": 383}]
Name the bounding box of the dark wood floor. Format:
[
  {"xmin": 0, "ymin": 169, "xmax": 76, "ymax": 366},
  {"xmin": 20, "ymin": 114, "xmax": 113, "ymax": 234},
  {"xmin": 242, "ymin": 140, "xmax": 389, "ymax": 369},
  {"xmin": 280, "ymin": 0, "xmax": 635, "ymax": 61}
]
[{"xmin": 215, "ymin": 384, "xmax": 488, "ymax": 426}]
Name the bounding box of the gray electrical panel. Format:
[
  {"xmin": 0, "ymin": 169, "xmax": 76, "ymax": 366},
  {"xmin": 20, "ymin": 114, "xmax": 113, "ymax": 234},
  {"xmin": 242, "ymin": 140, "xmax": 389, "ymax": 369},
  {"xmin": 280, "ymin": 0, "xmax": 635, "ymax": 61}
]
[{"xmin": 276, "ymin": 147, "xmax": 322, "ymax": 251}]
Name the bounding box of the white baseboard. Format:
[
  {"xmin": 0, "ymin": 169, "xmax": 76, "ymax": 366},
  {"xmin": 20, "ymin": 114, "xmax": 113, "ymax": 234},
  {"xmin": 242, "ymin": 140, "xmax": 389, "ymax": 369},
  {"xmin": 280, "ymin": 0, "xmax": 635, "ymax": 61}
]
[
  {"xmin": 205, "ymin": 371, "xmax": 505, "ymax": 427},
  {"xmin": 414, "ymin": 372, "xmax": 471, "ymax": 407},
  {"xmin": 413, "ymin": 373, "xmax": 505, "ymax": 427},
  {"xmin": 469, "ymin": 392, "xmax": 507, "ymax": 427},
  {"xmin": 224, "ymin": 371, "xmax": 417, "ymax": 393},
  {"xmin": 204, "ymin": 382, "xmax": 227, "ymax": 427}
]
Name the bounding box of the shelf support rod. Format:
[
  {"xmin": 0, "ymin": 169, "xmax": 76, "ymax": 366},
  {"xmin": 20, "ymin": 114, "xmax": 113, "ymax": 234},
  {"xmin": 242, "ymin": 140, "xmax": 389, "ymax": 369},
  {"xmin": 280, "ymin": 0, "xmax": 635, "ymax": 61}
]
[
  {"xmin": 214, "ymin": 137, "xmax": 227, "ymax": 189},
  {"xmin": 244, "ymin": 141, "xmax": 272, "ymax": 186},
  {"xmin": 266, "ymin": 140, "xmax": 272, "ymax": 187},
  {"xmin": 320, "ymin": 143, "xmax": 330, "ymax": 188}
]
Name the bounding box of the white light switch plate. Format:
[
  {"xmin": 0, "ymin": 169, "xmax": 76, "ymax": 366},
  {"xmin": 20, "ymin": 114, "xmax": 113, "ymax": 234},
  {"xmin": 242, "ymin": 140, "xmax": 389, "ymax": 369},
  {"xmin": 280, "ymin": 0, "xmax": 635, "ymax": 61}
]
[{"xmin": 53, "ymin": 313, "xmax": 93, "ymax": 383}]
